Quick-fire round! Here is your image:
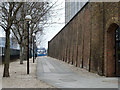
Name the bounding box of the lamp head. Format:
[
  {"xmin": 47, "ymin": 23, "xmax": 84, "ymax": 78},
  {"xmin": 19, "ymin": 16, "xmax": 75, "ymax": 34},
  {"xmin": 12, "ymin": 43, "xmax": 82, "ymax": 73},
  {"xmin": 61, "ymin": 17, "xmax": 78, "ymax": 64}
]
[
  {"xmin": 32, "ymin": 33, "xmax": 35, "ymax": 36},
  {"xmin": 25, "ymin": 15, "xmax": 32, "ymax": 21}
]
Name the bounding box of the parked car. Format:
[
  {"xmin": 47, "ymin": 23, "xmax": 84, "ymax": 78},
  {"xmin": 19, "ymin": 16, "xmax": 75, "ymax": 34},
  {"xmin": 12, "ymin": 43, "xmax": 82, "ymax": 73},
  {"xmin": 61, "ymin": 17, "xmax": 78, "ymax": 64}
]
[{"xmin": 37, "ymin": 48, "xmax": 47, "ymax": 56}]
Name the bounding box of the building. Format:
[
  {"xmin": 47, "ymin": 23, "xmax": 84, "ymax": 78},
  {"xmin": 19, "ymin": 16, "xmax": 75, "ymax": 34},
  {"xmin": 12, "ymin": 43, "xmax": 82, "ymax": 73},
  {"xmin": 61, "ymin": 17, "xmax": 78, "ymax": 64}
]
[
  {"xmin": 65, "ymin": 1, "xmax": 87, "ymax": 24},
  {"xmin": 0, "ymin": 37, "xmax": 20, "ymax": 49},
  {"xmin": 0, "ymin": 37, "xmax": 20, "ymax": 61},
  {"xmin": 48, "ymin": 2, "xmax": 120, "ymax": 77}
]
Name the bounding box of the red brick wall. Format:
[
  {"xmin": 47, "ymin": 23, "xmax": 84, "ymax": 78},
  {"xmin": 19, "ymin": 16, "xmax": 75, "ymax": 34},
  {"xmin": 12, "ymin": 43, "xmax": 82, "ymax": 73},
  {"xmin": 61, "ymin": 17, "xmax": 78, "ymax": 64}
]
[{"xmin": 48, "ymin": 2, "xmax": 120, "ymax": 76}]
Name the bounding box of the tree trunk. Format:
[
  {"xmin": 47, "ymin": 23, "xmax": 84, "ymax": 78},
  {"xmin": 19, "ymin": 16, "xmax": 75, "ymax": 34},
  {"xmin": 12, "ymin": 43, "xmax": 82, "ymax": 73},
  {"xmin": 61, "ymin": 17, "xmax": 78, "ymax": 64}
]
[
  {"xmin": 23, "ymin": 22, "xmax": 28, "ymax": 60},
  {"xmin": 23, "ymin": 45, "xmax": 27, "ymax": 60},
  {"xmin": 3, "ymin": 30, "xmax": 10, "ymax": 77},
  {"xmin": 20, "ymin": 45, "xmax": 23, "ymax": 64}
]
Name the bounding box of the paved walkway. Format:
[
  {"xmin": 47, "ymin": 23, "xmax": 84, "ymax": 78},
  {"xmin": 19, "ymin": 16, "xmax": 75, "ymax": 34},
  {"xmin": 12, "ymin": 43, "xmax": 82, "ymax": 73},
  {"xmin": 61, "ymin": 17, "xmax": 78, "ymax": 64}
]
[
  {"xmin": 37, "ymin": 56, "xmax": 118, "ymax": 88},
  {"xmin": 2, "ymin": 58, "xmax": 54, "ymax": 88}
]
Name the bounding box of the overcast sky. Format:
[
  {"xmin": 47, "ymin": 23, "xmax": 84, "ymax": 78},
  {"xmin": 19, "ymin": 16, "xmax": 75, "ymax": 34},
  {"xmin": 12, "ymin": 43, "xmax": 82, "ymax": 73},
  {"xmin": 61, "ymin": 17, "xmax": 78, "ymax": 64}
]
[
  {"xmin": 36, "ymin": 0, "xmax": 65, "ymax": 49},
  {"xmin": 0, "ymin": 27, "xmax": 5, "ymax": 37}
]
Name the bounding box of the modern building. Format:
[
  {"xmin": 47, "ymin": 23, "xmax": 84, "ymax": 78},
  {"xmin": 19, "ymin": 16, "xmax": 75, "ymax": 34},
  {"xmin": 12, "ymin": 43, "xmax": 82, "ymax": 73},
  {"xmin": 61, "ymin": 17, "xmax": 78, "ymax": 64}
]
[
  {"xmin": 48, "ymin": 2, "xmax": 120, "ymax": 77},
  {"xmin": 0, "ymin": 37, "xmax": 20, "ymax": 49},
  {"xmin": 0, "ymin": 37, "xmax": 20, "ymax": 61},
  {"xmin": 65, "ymin": 0, "xmax": 87, "ymax": 24}
]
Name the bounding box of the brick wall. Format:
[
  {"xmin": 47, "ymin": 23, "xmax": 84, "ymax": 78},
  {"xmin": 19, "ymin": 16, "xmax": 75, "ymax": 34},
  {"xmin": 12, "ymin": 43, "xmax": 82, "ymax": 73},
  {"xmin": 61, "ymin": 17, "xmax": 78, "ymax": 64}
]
[{"xmin": 48, "ymin": 2, "xmax": 120, "ymax": 76}]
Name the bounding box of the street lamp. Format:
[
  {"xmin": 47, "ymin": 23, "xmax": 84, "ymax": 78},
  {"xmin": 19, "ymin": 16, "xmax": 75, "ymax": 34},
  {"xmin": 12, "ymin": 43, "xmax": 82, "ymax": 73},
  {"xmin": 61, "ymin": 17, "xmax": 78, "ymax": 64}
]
[
  {"xmin": 34, "ymin": 40, "xmax": 37, "ymax": 59},
  {"xmin": 25, "ymin": 15, "xmax": 31, "ymax": 74},
  {"xmin": 32, "ymin": 33, "xmax": 35, "ymax": 63}
]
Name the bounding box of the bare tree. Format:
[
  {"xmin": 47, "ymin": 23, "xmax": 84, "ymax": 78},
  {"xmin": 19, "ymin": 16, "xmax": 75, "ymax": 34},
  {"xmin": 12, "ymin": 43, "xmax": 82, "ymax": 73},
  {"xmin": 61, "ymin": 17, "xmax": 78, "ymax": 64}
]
[
  {"xmin": 10, "ymin": 1, "xmax": 57, "ymax": 64},
  {"xmin": 0, "ymin": 2, "xmax": 23, "ymax": 77}
]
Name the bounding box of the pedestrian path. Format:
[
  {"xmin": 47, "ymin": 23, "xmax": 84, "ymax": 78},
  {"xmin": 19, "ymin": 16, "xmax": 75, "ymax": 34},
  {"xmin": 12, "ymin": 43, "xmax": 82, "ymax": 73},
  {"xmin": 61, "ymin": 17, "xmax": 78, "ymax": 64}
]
[{"xmin": 37, "ymin": 56, "xmax": 118, "ymax": 88}]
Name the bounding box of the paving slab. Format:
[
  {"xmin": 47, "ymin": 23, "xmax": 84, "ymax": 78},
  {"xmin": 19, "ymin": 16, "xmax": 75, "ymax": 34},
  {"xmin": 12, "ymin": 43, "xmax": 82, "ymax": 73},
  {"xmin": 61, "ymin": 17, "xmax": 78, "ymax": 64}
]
[{"xmin": 37, "ymin": 56, "xmax": 118, "ymax": 88}]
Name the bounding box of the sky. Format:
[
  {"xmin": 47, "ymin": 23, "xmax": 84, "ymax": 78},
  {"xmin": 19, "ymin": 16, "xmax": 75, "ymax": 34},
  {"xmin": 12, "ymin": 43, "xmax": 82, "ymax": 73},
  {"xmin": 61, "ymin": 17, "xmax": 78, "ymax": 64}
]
[
  {"xmin": 0, "ymin": 27, "xmax": 5, "ymax": 37},
  {"xmin": 36, "ymin": 0, "xmax": 65, "ymax": 49}
]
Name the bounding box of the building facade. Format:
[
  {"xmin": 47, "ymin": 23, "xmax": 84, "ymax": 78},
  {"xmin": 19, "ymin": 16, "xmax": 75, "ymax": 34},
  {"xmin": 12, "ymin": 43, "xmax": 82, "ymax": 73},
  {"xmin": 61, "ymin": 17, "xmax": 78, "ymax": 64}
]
[
  {"xmin": 65, "ymin": 0, "xmax": 87, "ymax": 24},
  {"xmin": 48, "ymin": 2, "xmax": 120, "ymax": 77},
  {"xmin": 0, "ymin": 37, "xmax": 20, "ymax": 49},
  {"xmin": 0, "ymin": 37, "xmax": 20, "ymax": 60}
]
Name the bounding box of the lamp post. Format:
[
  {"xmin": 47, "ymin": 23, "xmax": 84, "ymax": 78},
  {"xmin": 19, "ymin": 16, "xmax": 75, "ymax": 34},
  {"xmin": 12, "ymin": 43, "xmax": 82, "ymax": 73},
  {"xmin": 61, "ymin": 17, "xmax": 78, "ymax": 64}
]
[
  {"xmin": 34, "ymin": 40, "xmax": 37, "ymax": 59},
  {"xmin": 32, "ymin": 33, "xmax": 35, "ymax": 63},
  {"xmin": 25, "ymin": 15, "xmax": 31, "ymax": 74}
]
